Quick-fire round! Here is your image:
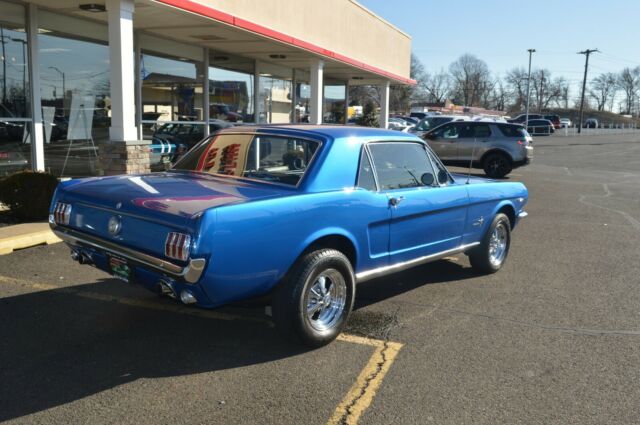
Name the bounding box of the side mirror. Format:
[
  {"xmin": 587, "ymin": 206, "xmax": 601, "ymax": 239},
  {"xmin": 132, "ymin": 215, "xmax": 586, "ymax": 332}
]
[
  {"xmin": 420, "ymin": 172, "xmax": 434, "ymax": 186},
  {"xmin": 437, "ymin": 170, "xmax": 449, "ymax": 184}
]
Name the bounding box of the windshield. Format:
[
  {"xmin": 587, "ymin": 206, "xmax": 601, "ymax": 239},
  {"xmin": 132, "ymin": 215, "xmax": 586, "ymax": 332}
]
[
  {"xmin": 172, "ymin": 133, "xmax": 321, "ymax": 186},
  {"xmin": 416, "ymin": 117, "xmax": 454, "ymax": 131}
]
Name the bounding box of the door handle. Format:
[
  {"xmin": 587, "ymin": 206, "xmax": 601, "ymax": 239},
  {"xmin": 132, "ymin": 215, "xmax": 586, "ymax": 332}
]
[{"xmin": 389, "ymin": 196, "xmax": 404, "ymax": 207}]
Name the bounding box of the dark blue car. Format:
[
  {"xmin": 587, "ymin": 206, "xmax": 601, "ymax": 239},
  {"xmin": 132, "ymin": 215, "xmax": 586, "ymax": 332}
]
[{"xmin": 50, "ymin": 125, "xmax": 528, "ymax": 346}]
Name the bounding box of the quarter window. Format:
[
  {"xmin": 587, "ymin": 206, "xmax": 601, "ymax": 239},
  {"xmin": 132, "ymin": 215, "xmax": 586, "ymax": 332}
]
[
  {"xmin": 357, "ymin": 149, "xmax": 377, "ymax": 191},
  {"xmin": 368, "ymin": 143, "xmax": 436, "ymax": 190}
]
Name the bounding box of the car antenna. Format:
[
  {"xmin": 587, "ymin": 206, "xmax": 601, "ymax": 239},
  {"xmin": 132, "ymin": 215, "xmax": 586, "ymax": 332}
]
[{"xmin": 466, "ymin": 136, "xmax": 477, "ymax": 184}]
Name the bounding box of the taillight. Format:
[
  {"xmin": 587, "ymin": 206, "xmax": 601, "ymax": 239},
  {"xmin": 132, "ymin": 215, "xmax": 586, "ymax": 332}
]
[
  {"xmin": 53, "ymin": 202, "xmax": 72, "ymax": 225},
  {"xmin": 165, "ymin": 232, "xmax": 191, "ymax": 261}
]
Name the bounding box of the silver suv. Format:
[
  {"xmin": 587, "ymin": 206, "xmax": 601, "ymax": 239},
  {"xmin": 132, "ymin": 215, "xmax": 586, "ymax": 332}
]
[{"xmin": 422, "ymin": 121, "xmax": 533, "ymax": 178}]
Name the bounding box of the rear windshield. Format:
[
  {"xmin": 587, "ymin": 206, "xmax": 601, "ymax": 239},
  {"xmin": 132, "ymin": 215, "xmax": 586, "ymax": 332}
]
[
  {"xmin": 172, "ymin": 133, "xmax": 320, "ymax": 186},
  {"xmin": 497, "ymin": 124, "xmax": 528, "ymax": 137}
]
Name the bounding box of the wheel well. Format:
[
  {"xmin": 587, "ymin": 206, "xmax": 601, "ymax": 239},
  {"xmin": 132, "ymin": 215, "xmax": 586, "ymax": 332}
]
[
  {"xmin": 481, "ymin": 149, "xmax": 513, "ymax": 165},
  {"xmin": 303, "ymin": 235, "xmax": 357, "ymax": 269},
  {"xmin": 498, "ymin": 205, "xmax": 516, "ymax": 229}
]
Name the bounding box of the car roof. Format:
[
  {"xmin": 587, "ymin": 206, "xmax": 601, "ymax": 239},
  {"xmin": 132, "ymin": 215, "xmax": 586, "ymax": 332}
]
[{"xmin": 217, "ymin": 124, "xmax": 419, "ymax": 140}]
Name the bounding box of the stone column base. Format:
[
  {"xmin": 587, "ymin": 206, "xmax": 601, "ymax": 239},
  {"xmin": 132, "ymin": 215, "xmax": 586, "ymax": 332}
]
[{"xmin": 99, "ymin": 140, "xmax": 152, "ymax": 176}]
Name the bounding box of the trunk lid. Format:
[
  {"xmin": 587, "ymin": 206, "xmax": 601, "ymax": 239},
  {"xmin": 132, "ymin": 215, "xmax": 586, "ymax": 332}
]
[{"xmin": 57, "ymin": 171, "xmax": 293, "ymax": 259}]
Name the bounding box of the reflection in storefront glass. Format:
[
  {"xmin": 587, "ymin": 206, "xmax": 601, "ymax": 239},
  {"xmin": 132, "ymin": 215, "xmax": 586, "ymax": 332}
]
[
  {"xmin": 141, "ymin": 54, "xmax": 203, "ymax": 131},
  {"xmin": 258, "ymin": 76, "xmax": 292, "ymax": 124},
  {"xmin": 209, "ymin": 66, "xmax": 253, "ymax": 123},
  {"xmin": 38, "ymin": 30, "xmax": 110, "ymax": 177},
  {"xmin": 323, "ymin": 84, "xmax": 346, "ymax": 124},
  {"xmin": 0, "ymin": 1, "xmax": 31, "ymax": 176}
]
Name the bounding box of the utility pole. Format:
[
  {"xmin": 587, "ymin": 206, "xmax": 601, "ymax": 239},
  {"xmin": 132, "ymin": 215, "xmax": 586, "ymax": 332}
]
[
  {"xmin": 524, "ymin": 49, "xmax": 535, "ymax": 129},
  {"xmin": 577, "ymin": 49, "xmax": 599, "ymax": 134},
  {"xmin": 49, "ymin": 66, "xmax": 66, "ymax": 114}
]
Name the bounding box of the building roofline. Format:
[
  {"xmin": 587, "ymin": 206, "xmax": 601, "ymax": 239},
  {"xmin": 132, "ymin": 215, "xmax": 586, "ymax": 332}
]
[{"xmin": 151, "ymin": 0, "xmax": 416, "ymax": 85}]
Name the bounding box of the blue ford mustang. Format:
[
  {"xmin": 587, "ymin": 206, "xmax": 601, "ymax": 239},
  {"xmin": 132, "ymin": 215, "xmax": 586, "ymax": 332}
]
[{"xmin": 50, "ymin": 125, "xmax": 528, "ymax": 346}]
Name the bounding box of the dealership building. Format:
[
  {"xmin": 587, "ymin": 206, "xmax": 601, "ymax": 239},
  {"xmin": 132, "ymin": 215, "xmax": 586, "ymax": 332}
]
[{"xmin": 0, "ymin": 0, "xmax": 413, "ymax": 176}]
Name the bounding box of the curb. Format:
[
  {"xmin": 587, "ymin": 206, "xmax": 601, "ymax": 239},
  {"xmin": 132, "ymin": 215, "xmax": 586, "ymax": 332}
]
[{"xmin": 0, "ymin": 223, "xmax": 61, "ymax": 255}]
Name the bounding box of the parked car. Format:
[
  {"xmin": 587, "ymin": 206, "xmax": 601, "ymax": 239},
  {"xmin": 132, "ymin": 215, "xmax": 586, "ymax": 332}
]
[
  {"xmin": 526, "ymin": 119, "xmax": 554, "ymax": 135},
  {"xmin": 584, "ymin": 118, "xmax": 599, "ymax": 128},
  {"xmin": 560, "ymin": 118, "xmax": 572, "ymax": 128},
  {"xmin": 423, "ymin": 121, "xmax": 533, "ymax": 178},
  {"xmin": 49, "ymin": 125, "xmax": 529, "ymax": 346},
  {"xmin": 508, "ymin": 114, "xmax": 543, "ymax": 124},
  {"xmin": 543, "ymin": 114, "xmax": 561, "ymax": 129},
  {"xmin": 210, "ymin": 103, "xmax": 243, "ymax": 122},
  {"xmin": 387, "ymin": 117, "xmax": 414, "ymax": 131},
  {"xmin": 409, "ymin": 115, "xmax": 469, "ymax": 137}
]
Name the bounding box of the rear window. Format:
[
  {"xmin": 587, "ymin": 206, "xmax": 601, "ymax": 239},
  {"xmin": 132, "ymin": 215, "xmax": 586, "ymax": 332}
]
[
  {"xmin": 172, "ymin": 133, "xmax": 320, "ymax": 186},
  {"xmin": 498, "ymin": 124, "xmax": 527, "ymax": 137}
]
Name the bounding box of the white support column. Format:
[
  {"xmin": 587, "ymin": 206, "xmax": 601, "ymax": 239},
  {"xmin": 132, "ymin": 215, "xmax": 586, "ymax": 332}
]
[
  {"xmin": 133, "ymin": 31, "xmax": 142, "ymax": 140},
  {"xmin": 253, "ymin": 60, "xmax": 260, "ymax": 123},
  {"xmin": 309, "ymin": 59, "xmax": 324, "ymax": 125},
  {"xmin": 203, "ymin": 48, "xmax": 210, "ymax": 136},
  {"xmin": 26, "ymin": 4, "xmax": 44, "ymax": 171},
  {"xmin": 344, "ymin": 80, "xmax": 350, "ymax": 125},
  {"xmin": 107, "ymin": 0, "xmax": 137, "ymax": 142},
  {"xmin": 379, "ymin": 80, "xmax": 390, "ymax": 129},
  {"xmin": 291, "ymin": 69, "xmax": 297, "ymax": 123}
]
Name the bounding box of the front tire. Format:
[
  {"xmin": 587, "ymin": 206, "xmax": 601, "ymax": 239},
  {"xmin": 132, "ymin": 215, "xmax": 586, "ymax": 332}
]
[
  {"xmin": 272, "ymin": 249, "xmax": 355, "ymax": 347},
  {"xmin": 483, "ymin": 153, "xmax": 512, "ymax": 178},
  {"xmin": 468, "ymin": 213, "xmax": 511, "ymax": 274}
]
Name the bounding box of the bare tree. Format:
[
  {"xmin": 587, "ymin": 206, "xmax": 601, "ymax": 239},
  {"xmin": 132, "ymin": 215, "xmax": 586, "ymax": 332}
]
[
  {"xmin": 423, "ymin": 71, "xmax": 451, "ymax": 103},
  {"xmin": 504, "ymin": 67, "xmax": 528, "ymax": 112},
  {"xmin": 617, "ymin": 67, "xmax": 640, "ymax": 115},
  {"xmin": 589, "ymin": 73, "xmax": 618, "ymax": 111},
  {"xmin": 448, "ymin": 54, "xmax": 491, "ymax": 107}
]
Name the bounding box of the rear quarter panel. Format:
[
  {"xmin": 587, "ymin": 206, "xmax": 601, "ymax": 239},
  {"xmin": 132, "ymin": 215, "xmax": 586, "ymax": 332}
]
[
  {"xmin": 462, "ymin": 181, "xmax": 528, "ymax": 245},
  {"xmin": 197, "ymin": 190, "xmax": 390, "ymax": 305}
]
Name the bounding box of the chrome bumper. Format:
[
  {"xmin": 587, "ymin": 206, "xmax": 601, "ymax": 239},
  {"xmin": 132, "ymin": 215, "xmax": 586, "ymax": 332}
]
[{"xmin": 50, "ymin": 224, "xmax": 206, "ymax": 284}]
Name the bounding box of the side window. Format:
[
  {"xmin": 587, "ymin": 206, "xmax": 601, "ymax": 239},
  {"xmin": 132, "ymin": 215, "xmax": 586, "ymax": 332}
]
[
  {"xmin": 435, "ymin": 123, "xmax": 458, "ymax": 139},
  {"xmin": 473, "ymin": 124, "xmax": 491, "ymax": 138},
  {"xmin": 369, "ymin": 143, "xmax": 436, "ymax": 191},
  {"xmin": 458, "ymin": 123, "xmax": 475, "ymax": 138},
  {"xmin": 356, "ymin": 149, "xmax": 377, "ymax": 191},
  {"xmin": 427, "ymin": 151, "xmax": 451, "ymax": 186}
]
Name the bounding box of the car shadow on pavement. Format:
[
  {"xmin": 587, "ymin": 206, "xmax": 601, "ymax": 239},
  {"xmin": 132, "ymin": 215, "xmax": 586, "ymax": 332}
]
[
  {"xmin": 354, "ymin": 259, "xmax": 476, "ymax": 310},
  {"xmin": 0, "ymin": 280, "xmax": 306, "ymax": 422}
]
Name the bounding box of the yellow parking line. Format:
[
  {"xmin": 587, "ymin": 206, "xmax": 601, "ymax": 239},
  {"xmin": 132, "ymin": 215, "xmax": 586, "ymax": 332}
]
[
  {"xmin": 328, "ymin": 338, "xmax": 403, "ymax": 425},
  {"xmin": 0, "ymin": 275, "xmax": 403, "ymax": 424}
]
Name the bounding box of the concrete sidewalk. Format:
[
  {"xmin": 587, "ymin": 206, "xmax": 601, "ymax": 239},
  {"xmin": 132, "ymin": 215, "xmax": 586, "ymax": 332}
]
[{"xmin": 0, "ymin": 223, "xmax": 61, "ymax": 255}]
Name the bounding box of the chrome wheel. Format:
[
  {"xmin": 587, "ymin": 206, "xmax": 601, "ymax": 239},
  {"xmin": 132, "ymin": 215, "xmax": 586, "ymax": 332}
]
[
  {"xmin": 305, "ymin": 269, "xmax": 347, "ymax": 332},
  {"xmin": 488, "ymin": 222, "xmax": 508, "ymax": 267}
]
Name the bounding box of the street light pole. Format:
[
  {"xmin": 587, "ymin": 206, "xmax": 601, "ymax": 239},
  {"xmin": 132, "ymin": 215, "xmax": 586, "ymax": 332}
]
[
  {"xmin": 48, "ymin": 66, "xmax": 65, "ymax": 114},
  {"xmin": 1, "ymin": 28, "xmax": 7, "ymax": 105},
  {"xmin": 524, "ymin": 48, "xmax": 536, "ymax": 130}
]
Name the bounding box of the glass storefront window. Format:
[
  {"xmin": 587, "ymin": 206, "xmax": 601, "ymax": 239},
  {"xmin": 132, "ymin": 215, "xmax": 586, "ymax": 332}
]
[
  {"xmin": 0, "ymin": 1, "xmax": 31, "ymax": 176},
  {"xmin": 293, "ymin": 82, "xmax": 310, "ymax": 123},
  {"xmin": 258, "ymin": 75, "xmax": 292, "ymax": 124},
  {"xmin": 323, "ymin": 84, "xmax": 346, "ymax": 124},
  {"xmin": 38, "ymin": 13, "xmax": 110, "ymax": 177},
  {"xmin": 141, "ymin": 53, "xmax": 203, "ymax": 134},
  {"xmin": 208, "ymin": 65, "xmax": 253, "ymax": 123}
]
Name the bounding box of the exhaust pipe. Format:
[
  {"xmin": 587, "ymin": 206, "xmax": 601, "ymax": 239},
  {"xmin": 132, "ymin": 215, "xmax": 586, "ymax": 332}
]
[
  {"xmin": 157, "ymin": 280, "xmax": 176, "ymax": 299},
  {"xmin": 179, "ymin": 290, "xmax": 197, "ymax": 305},
  {"xmin": 70, "ymin": 250, "xmax": 93, "ymax": 265}
]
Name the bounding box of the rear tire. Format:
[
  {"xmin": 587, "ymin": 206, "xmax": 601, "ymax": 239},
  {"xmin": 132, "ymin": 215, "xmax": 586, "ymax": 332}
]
[
  {"xmin": 468, "ymin": 213, "xmax": 511, "ymax": 274},
  {"xmin": 272, "ymin": 249, "xmax": 355, "ymax": 347},
  {"xmin": 483, "ymin": 153, "xmax": 512, "ymax": 178}
]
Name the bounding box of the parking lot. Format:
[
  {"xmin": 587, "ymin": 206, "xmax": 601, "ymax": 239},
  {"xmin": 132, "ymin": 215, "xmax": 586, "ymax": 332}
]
[{"xmin": 1, "ymin": 131, "xmax": 639, "ymax": 424}]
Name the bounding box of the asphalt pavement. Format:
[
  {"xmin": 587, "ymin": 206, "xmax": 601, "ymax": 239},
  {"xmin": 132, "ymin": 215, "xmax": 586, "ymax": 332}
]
[{"xmin": 1, "ymin": 131, "xmax": 639, "ymax": 424}]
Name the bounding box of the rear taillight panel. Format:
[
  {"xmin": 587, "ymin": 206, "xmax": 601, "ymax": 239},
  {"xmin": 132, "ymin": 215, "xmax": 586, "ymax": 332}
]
[
  {"xmin": 165, "ymin": 232, "xmax": 191, "ymax": 261},
  {"xmin": 53, "ymin": 202, "xmax": 72, "ymax": 225}
]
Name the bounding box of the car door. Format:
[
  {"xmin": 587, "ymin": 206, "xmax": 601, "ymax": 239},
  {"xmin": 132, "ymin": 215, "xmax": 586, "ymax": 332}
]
[
  {"xmin": 425, "ymin": 123, "xmax": 459, "ymax": 160},
  {"xmin": 368, "ymin": 142, "xmax": 469, "ymax": 265},
  {"xmin": 457, "ymin": 123, "xmax": 492, "ymax": 162}
]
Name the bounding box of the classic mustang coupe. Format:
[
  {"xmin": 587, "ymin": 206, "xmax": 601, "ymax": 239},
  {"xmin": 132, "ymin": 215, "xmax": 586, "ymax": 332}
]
[{"xmin": 50, "ymin": 125, "xmax": 528, "ymax": 346}]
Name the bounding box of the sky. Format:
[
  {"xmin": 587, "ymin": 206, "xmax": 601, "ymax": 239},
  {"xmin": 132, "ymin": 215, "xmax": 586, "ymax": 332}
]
[{"xmin": 358, "ymin": 0, "xmax": 640, "ymax": 105}]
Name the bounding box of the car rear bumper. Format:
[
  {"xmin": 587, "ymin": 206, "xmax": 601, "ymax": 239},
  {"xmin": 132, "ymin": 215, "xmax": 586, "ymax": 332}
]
[{"xmin": 50, "ymin": 223, "xmax": 207, "ymax": 284}]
